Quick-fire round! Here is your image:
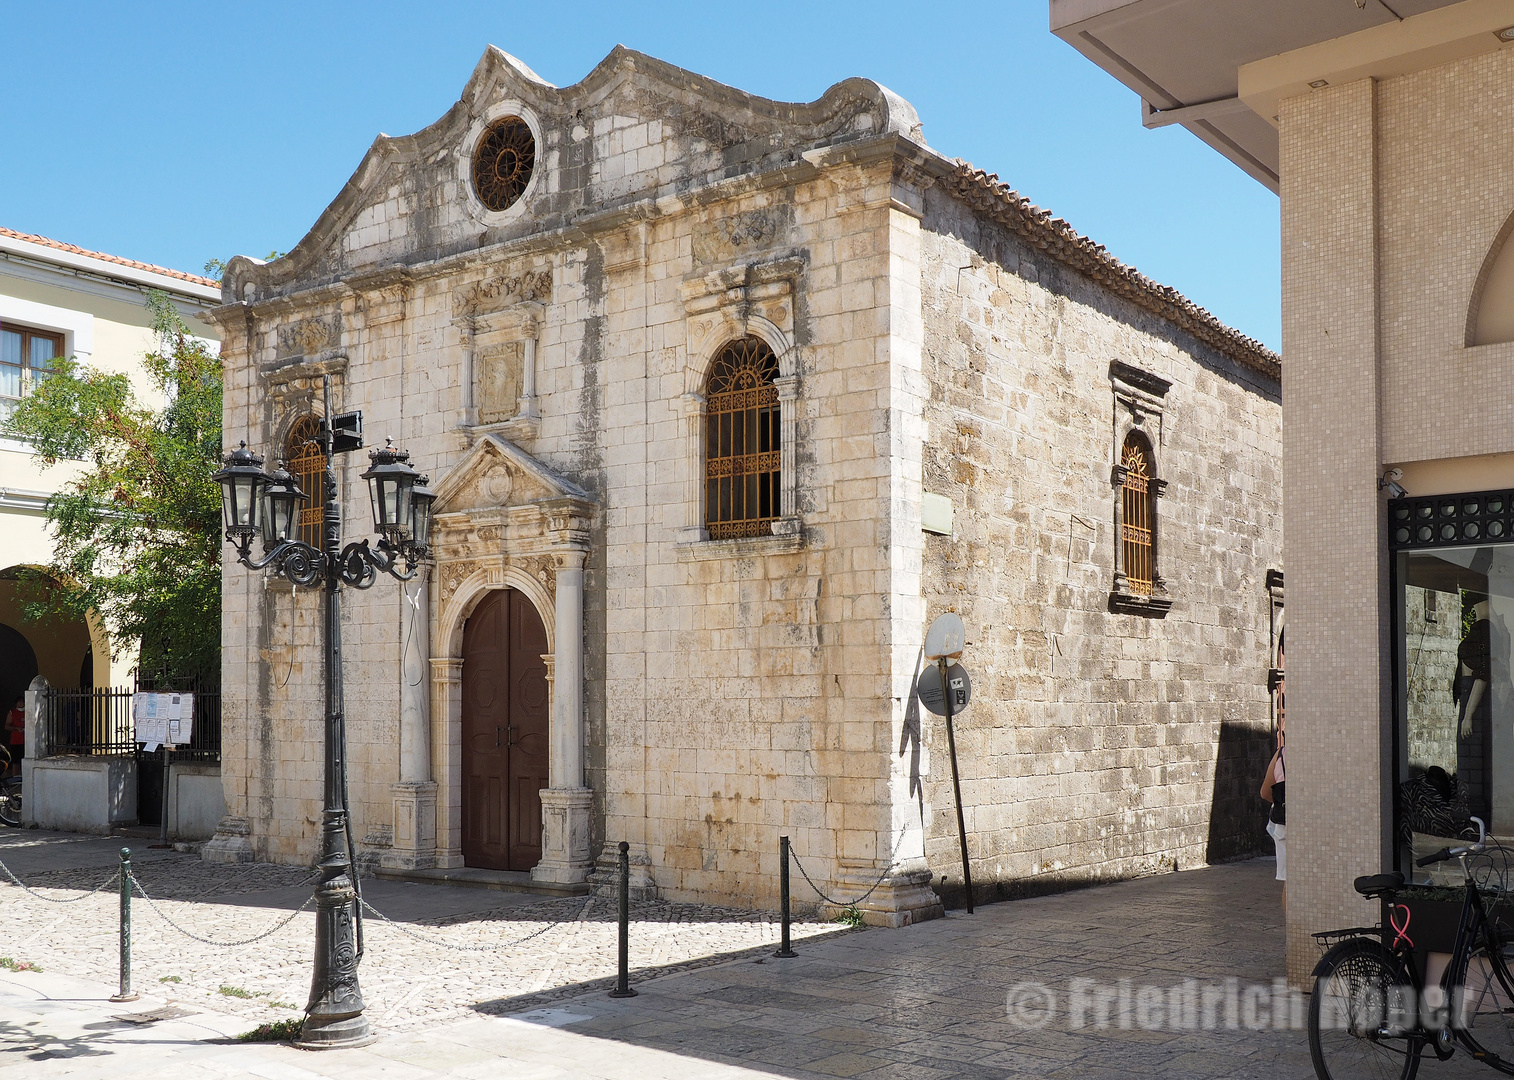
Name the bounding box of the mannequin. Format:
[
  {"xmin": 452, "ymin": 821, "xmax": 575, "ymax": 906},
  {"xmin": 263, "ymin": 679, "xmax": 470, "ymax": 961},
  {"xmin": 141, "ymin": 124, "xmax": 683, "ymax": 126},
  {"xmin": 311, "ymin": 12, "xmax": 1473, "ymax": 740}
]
[
  {"xmin": 1456, "ymin": 601, "xmax": 1491, "ymax": 739},
  {"xmin": 1454, "ymin": 598, "xmax": 1493, "ymax": 822}
]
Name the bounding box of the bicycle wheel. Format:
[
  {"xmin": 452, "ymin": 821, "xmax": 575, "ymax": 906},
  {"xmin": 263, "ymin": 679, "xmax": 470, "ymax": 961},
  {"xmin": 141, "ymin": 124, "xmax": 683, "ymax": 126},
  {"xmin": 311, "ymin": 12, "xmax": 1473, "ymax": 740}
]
[
  {"xmin": 1452, "ymin": 935, "xmax": 1514, "ymax": 1067},
  {"xmin": 1310, "ymin": 938, "xmax": 1422, "ymax": 1080},
  {"xmin": 0, "ymin": 779, "xmax": 20, "ymax": 828}
]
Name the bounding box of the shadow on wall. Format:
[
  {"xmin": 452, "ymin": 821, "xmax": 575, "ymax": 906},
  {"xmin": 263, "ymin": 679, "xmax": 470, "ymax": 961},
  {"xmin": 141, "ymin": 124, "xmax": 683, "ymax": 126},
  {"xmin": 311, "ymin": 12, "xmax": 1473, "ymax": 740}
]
[{"xmin": 1206, "ymin": 719, "xmax": 1274, "ymax": 864}]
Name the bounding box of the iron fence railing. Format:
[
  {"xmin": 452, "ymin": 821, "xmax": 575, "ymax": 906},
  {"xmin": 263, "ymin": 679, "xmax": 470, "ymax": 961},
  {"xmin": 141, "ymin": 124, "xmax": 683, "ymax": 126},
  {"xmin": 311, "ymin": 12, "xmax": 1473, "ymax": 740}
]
[{"xmin": 42, "ymin": 685, "xmax": 220, "ymax": 763}]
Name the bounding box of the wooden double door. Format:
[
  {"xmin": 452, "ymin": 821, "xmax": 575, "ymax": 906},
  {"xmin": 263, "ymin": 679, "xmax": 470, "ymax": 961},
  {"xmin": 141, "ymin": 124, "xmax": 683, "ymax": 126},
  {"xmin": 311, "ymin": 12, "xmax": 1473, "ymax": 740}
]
[{"xmin": 461, "ymin": 588, "xmax": 550, "ymax": 871}]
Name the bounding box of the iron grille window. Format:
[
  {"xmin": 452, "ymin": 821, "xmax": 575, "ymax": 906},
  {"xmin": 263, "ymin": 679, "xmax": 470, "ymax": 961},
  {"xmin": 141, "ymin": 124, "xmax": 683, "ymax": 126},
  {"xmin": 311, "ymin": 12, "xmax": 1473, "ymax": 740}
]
[
  {"xmin": 1121, "ymin": 433, "xmax": 1155, "ymax": 596},
  {"xmin": 705, "ymin": 338, "xmax": 781, "ymax": 541},
  {"xmin": 287, "ymin": 415, "xmax": 325, "ymax": 549}
]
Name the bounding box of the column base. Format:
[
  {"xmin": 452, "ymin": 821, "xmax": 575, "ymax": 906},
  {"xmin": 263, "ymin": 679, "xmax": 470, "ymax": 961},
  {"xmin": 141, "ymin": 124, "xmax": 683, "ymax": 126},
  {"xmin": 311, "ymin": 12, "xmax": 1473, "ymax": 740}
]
[
  {"xmin": 381, "ymin": 781, "xmax": 438, "ymax": 871},
  {"xmin": 817, "ymin": 865, "xmax": 943, "ymax": 928},
  {"xmin": 588, "ymin": 841, "xmax": 657, "ymax": 901},
  {"xmin": 201, "ymin": 816, "xmax": 255, "ymax": 864},
  {"xmin": 531, "ymin": 788, "xmax": 593, "ymax": 884}
]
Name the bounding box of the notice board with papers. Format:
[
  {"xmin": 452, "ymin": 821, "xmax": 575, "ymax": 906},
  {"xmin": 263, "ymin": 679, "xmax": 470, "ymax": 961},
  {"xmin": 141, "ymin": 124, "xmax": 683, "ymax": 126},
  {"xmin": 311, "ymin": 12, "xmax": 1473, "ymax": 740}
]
[{"xmin": 132, "ymin": 692, "xmax": 194, "ymax": 752}]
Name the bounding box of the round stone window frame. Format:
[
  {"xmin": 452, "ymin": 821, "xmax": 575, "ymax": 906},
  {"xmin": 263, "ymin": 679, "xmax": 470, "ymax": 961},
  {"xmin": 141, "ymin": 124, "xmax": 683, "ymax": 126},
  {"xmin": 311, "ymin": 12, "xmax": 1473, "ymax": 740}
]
[{"xmin": 463, "ymin": 103, "xmax": 544, "ymax": 226}]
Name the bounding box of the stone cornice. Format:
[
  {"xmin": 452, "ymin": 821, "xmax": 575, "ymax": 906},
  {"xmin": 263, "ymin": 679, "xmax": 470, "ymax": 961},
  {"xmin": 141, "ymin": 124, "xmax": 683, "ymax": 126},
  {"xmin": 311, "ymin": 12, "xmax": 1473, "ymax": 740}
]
[{"xmin": 200, "ymin": 105, "xmax": 1277, "ymax": 389}]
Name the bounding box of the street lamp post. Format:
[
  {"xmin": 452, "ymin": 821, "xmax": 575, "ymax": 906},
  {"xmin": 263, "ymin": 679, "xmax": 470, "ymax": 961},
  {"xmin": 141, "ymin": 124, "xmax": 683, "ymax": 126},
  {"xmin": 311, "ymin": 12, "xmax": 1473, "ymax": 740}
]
[{"xmin": 213, "ymin": 378, "xmax": 434, "ymax": 1049}]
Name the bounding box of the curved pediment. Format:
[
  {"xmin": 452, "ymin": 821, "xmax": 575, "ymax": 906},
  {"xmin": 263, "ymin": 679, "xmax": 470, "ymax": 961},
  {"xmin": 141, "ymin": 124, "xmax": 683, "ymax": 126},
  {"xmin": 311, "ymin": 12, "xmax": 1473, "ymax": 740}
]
[
  {"xmin": 222, "ymin": 45, "xmax": 924, "ymax": 304},
  {"xmin": 432, "ymin": 434, "xmax": 592, "ymax": 517}
]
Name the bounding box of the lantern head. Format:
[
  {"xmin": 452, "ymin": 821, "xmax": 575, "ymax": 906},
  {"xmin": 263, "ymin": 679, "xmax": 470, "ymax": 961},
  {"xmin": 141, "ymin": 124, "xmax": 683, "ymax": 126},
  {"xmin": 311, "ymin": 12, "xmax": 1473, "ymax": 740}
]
[
  {"xmin": 211, "ymin": 442, "xmax": 268, "ymax": 540},
  {"xmin": 361, "ymin": 438, "xmax": 419, "ymax": 544},
  {"xmin": 408, "ymin": 476, "xmax": 436, "ymax": 558},
  {"xmin": 260, "ymin": 461, "xmax": 307, "ymax": 549}
]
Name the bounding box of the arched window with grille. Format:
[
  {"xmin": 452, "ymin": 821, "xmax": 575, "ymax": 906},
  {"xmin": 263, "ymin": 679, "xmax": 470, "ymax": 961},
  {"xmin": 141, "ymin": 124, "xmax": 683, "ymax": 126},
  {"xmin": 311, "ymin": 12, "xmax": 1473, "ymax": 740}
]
[
  {"xmin": 1119, "ymin": 431, "xmax": 1158, "ymax": 598},
  {"xmin": 704, "ymin": 338, "xmax": 781, "ymax": 541},
  {"xmin": 286, "ymin": 415, "xmax": 325, "ymax": 549}
]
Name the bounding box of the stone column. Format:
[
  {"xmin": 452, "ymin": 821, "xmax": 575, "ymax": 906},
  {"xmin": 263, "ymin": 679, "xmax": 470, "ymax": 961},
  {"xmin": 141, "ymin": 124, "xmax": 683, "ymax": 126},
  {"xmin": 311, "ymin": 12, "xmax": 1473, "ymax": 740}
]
[
  {"xmin": 429, "ymin": 656, "xmax": 464, "ymax": 868},
  {"xmin": 518, "ymin": 336, "xmax": 540, "ymax": 420},
  {"xmin": 533, "ymin": 549, "xmax": 592, "ymax": 883},
  {"xmin": 385, "ymin": 572, "xmax": 437, "ymax": 870},
  {"xmin": 775, "ymin": 374, "xmax": 799, "ymax": 525},
  {"xmin": 459, "ymin": 320, "xmax": 478, "ymax": 428},
  {"xmin": 677, "ymin": 393, "xmax": 707, "ymax": 543}
]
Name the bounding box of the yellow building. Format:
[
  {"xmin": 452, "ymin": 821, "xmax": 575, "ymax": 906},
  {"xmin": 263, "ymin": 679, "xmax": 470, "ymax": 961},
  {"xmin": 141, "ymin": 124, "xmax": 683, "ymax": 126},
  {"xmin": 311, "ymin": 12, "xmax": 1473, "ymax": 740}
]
[{"xmin": 0, "ymin": 226, "xmax": 219, "ymax": 724}]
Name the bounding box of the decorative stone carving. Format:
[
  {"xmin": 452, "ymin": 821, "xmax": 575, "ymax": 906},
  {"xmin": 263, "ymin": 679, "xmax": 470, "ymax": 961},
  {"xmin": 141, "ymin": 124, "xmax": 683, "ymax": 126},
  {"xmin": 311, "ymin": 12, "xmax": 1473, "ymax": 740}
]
[
  {"xmin": 513, "ymin": 554, "xmax": 555, "ymax": 584},
  {"xmin": 275, "ymin": 314, "xmax": 341, "ymax": 358},
  {"xmin": 692, "ymin": 207, "xmax": 792, "ymax": 265},
  {"xmin": 439, "ymin": 561, "xmax": 476, "ymax": 603},
  {"xmin": 454, "ymin": 268, "xmax": 552, "ymax": 319},
  {"xmin": 478, "ymin": 341, "xmax": 525, "ymax": 425}
]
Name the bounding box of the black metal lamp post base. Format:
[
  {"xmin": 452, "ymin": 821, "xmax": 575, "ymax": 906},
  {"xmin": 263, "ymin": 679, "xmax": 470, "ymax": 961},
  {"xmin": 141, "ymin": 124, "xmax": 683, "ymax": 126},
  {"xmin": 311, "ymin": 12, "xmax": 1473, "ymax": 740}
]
[{"xmin": 294, "ymin": 1016, "xmax": 375, "ymax": 1050}]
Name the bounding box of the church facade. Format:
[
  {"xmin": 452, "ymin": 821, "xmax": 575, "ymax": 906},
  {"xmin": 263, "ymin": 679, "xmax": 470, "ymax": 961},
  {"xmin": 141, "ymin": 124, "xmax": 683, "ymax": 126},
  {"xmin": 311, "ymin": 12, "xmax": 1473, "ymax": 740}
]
[{"xmin": 202, "ymin": 47, "xmax": 1282, "ymax": 923}]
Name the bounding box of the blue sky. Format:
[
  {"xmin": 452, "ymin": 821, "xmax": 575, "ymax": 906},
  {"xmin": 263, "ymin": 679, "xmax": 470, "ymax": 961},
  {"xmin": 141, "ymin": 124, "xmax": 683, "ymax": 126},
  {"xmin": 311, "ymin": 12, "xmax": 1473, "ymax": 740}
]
[{"xmin": 2, "ymin": 2, "xmax": 1280, "ymax": 349}]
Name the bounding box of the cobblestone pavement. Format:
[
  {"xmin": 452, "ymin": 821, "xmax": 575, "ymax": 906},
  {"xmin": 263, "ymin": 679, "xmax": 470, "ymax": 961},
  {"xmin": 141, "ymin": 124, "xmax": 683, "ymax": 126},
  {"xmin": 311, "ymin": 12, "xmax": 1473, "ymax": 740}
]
[
  {"xmin": 0, "ymin": 830, "xmax": 842, "ymax": 1034},
  {"xmin": 4, "ymin": 839, "xmax": 1493, "ymax": 1079}
]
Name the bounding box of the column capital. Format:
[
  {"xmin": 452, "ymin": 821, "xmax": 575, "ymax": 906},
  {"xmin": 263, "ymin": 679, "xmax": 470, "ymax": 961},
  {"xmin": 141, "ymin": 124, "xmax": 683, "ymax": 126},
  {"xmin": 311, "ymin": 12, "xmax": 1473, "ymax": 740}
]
[{"xmin": 429, "ymin": 657, "xmax": 463, "ymax": 682}]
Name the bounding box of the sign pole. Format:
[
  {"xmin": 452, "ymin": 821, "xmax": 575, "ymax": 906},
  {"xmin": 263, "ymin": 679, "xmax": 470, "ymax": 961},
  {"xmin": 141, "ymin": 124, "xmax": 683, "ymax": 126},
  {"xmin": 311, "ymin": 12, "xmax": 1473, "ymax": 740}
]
[
  {"xmin": 940, "ymin": 657, "xmax": 973, "ymax": 914},
  {"xmin": 158, "ymin": 744, "xmax": 171, "ymax": 847}
]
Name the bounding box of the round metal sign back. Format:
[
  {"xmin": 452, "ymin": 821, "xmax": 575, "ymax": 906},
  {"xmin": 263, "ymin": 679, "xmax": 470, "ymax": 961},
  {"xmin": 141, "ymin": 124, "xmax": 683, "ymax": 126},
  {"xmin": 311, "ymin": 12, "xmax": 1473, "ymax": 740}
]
[
  {"xmin": 924, "ymin": 612, "xmax": 966, "ymax": 660},
  {"xmin": 917, "ymin": 662, "xmax": 971, "ymax": 716}
]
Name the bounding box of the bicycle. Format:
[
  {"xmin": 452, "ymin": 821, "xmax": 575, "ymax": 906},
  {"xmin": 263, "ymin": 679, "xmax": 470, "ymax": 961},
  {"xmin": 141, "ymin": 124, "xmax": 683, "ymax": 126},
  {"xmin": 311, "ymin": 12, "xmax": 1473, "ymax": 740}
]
[
  {"xmin": 1309, "ymin": 816, "xmax": 1514, "ymax": 1079},
  {"xmin": 0, "ymin": 745, "xmax": 21, "ymax": 828}
]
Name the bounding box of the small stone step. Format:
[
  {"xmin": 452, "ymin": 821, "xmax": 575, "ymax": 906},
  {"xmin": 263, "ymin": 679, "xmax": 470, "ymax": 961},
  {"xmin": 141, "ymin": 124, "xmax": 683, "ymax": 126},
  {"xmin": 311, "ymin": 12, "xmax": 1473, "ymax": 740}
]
[{"xmin": 370, "ymin": 865, "xmax": 590, "ymax": 897}]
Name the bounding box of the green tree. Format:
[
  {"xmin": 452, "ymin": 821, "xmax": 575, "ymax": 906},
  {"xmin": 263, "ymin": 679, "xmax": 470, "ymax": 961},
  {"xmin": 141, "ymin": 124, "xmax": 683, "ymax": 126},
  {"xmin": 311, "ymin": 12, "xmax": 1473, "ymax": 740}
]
[{"xmin": 4, "ymin": 292, "xmax": 222, "ymax": 686}]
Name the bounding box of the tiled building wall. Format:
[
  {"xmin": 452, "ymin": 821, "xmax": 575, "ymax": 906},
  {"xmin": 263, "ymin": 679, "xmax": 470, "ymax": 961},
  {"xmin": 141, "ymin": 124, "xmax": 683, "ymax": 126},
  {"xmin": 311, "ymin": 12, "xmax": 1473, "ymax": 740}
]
[
  {"xmin": 1377, "ymin": 48, "xmax": 1514, "ymax": 464},
  {"xmin": 912, "ymin": 187, "xmax": 1283, "ymax": 903},
  {"xmin": 1278, "ymin": 78, "xmax": 1390, "ymax": 987},
  {"xmin": 1278, "ymin": 49, "xmax": 1514, "ymax": 985}
]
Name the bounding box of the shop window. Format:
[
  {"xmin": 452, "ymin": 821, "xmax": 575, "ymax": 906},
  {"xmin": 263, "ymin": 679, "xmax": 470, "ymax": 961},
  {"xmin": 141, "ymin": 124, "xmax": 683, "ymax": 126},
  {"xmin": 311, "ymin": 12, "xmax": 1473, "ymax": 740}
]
[{"xmin": 1396, "ymin": 530, "xmax": 1514, "ymax": 881}]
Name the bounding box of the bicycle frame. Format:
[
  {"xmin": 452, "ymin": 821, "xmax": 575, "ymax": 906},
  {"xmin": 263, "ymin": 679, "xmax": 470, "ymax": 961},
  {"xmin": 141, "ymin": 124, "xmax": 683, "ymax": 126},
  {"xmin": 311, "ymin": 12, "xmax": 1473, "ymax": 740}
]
[{"xmin": 1427, "ymin": 852, "xmax": 1514, "ymax": 1069}]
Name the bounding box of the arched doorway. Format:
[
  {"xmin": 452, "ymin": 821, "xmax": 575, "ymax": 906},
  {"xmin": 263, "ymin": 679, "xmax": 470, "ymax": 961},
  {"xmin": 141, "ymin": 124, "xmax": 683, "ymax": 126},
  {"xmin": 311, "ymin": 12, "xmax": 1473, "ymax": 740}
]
[
  {"xmin": 461, "ymin": 588, "xmax": 549, "ymax": 870},
  {"xmin": 0, "ymin": 623, "xmax": 38, "ymax": 724}
]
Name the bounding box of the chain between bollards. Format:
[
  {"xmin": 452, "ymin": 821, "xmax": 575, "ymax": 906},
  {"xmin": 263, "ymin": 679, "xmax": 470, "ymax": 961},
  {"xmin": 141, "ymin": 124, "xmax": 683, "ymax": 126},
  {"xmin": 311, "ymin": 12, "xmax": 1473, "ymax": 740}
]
[
  {"xmin": 774, "ymin": 835, "xmax": 796, "ymax": 958},
  {"xmin": 110, "ymin": 847, "xmax": 138, "ymax": 1003},
  {"xmin": 608, "ymin": 840, "xmax": 637, "ymax": 998}
]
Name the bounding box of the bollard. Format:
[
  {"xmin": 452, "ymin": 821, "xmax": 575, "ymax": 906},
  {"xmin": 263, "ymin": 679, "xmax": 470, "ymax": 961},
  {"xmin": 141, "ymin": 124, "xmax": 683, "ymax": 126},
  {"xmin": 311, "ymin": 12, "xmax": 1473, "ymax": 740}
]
[
  {"xmin": 774, "ymin": 835, "xmax": 796, "ymax": 958},
  {"xmin": 110, "ymin": 847, "xmax": 138, "ymax": 1003},
  {"xmin": 608, "ymin": 841, "xmax": 637, "ymax": 998}
]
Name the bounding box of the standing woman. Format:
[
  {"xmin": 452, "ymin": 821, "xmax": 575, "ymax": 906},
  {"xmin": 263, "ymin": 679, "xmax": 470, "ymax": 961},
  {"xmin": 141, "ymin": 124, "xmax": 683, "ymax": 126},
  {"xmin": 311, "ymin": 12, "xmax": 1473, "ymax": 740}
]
[
  {"xmin": 1261, "ymin": 714, "xmax": 1286, "ymax": 913},
  {"xmin": 4, "ymin": 696, "xmax": 24, "ymax": 778}
]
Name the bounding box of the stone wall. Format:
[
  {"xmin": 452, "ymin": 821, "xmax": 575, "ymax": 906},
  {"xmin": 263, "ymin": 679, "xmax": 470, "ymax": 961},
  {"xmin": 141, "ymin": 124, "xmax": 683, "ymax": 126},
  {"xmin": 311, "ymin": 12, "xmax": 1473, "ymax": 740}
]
[{"xmin": 911, "ymin": 185, "xmax": 1283, "ymax": 903}]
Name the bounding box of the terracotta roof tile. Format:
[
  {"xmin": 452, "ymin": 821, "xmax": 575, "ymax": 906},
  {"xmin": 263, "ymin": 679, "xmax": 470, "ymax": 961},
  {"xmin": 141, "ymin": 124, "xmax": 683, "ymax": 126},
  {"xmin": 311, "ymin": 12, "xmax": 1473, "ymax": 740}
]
[
  {"xmin": 943, "ymin": 163, "xmax": 1280, "ymax": 379},
  {"xmin": 0, "ymin": 226, "xmax": 220, "ymax": 291}
]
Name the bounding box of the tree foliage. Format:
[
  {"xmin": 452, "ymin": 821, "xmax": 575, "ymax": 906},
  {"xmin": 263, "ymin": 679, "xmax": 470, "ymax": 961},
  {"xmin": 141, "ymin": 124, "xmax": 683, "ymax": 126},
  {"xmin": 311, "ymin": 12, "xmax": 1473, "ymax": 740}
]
[{"xmin": 4, "ymin": 292, "xmax": 222, "ymax": 686}]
